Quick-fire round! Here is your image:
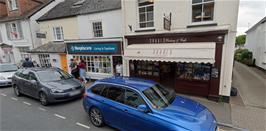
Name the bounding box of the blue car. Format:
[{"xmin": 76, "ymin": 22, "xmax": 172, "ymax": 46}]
[{"xmin": 83, "ymin": 77, "xmax": 219, "ymax": 131}]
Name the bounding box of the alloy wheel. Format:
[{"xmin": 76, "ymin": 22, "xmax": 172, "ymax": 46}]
[
  {"xmin": 39, "ymin": 92, "xmax": 48, "ymax": 106},
  {"xmin": 89, "ymin": 107, "xmax": 103, "ymax": 127}
]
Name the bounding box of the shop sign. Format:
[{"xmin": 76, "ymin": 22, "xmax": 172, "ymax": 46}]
[
  {"xmin": 163, "ymin": 13, "xmax": 172, "ymax": 31},
  {"xmin": 67, "ymin": 43, "xmax": 118, "ymax": 54},
  {"xmin": 149, "ymin": 37, "xmax": 187, "ymax": 43}
]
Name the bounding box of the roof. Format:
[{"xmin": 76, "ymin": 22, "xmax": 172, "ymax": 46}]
[
  {"xmin": 29, "ymin": 42, "xmax": 66, "ymax": 53},
  {"xmin": 0, "ymin": 0, "xmax": 54, "ymax": 23},
  {"xmin": 38, "ymin": 0, "xmax": 121, "ymax": 21},
  {"xmin": 97, "ymin": 77, "xmax": 157, "ymax": 91},
  {"xmin": 246, "ymin": 17, "xmax": 266, "ymax": 33}
]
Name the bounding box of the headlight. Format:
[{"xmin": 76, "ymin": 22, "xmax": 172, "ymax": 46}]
[
  {"xmin": 50, "ymin": 88, "xmax": 64, "ymax": 93},
  {"xmin": 0, "ymin": 76, "xmax": 6, "ymax": 80}
]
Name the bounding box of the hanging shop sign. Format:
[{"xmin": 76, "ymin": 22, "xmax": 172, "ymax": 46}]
[{"xmin": 67, "ymin": 42, "xmax": 121, "ymax": 54}]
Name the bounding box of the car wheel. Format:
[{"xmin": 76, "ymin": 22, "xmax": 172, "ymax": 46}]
[
  {"xmin": 13, "ymin": 85, "xmax": 21, "ymax": 97},
  {"xmin": 39, "ymin": 92, "xmax": 49, "ymax": 106},
  {"xmin": 89, "ymin": 107, "xmax": 104, "ymax": 127}
]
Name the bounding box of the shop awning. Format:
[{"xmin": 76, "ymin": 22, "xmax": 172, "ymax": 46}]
[{"xmin": 124, "ymin": 42, "xmax": 216, "ymax": 64}]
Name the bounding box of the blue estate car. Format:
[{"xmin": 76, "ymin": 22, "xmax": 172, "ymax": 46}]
[{"xmin": 83, "ymin": 77, "xmax": 219, "ymax": 131}]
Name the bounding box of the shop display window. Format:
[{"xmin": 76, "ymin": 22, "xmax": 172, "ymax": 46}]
[
  {"xmin": 73, "ymin": 55, "xmax": 112, "ymax": 74},
  {"xmin": 134, "ymin": 61, "xmax": 159, "ymax": 77},
  {"xmin": 176, "ymin": 63, "xmax": 211, "ymax": 81}
]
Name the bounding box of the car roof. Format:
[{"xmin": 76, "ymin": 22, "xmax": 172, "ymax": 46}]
[
  {"xmin": 97, "ymin": 77, "xmax": 157, "ymax": 91},
  {"xmin": 21, "ymin": 67, "xmax": 59, "ymax": 72}
]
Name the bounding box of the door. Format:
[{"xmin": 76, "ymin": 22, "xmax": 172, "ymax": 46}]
[
  {"xmin": 60, "ymin": 54, "xmax": 68, "ymax": 72},
  {"xmin": 159, "ymin": 62, "xmax": 175, "ymax": 88},
  {"xmin": 19, "ymin": 70, "xmax": 30, "ymax": 95},
  {"xmin": 28, "ymin": 72, "xmax": 39, "ymax": 98},
  {"xmin": 123, "ymin": 89, "xmax": 156, "ymax": 130},
  {"xmin": 100, "ymin": 85, "xmax": 126, "ymax": 129}
]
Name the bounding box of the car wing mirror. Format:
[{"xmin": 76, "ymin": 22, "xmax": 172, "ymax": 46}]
[{"xmin": 137, "ymin": 104, "xmax": 149, "ymax": 113}]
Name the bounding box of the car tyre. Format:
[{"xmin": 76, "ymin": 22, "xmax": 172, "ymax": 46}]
[
  {"xmin": 39, "ymin": 92, "xmax": 49, "ymax": 106},
  {"xmin": 13, "ymin": 85, "xmax": 21, "ymax": 97},
  {"xmin": 89, "ymin": 107, "xmax": 104, "ymax": 127}
]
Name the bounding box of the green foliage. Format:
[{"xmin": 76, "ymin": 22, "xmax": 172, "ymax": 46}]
[
  {"xmin": 234, "ymin": 48, "xmax": 253, "ymax": 65},
  {"xmin": 235, "ymin": 35, "xmax": 246, "ymax": 47}
]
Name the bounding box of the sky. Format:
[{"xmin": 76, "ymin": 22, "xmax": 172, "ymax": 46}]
[{"xmin": 237, "ymin": 0, "xmax": 266, "ymax": 35}]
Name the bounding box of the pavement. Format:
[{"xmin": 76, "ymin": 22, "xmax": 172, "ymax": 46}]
[{"xmin": 231, "ymin": 61, "xmax": 266, "ymax": 131}]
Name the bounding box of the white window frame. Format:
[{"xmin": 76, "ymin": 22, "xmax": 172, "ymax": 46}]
[
  {"xmin": 73, "ymin": 55, "xmax": 113, "ymax": 74},
  {"xmin": 8, "ymin": 0, "xmax": 18, "ymax": 11},
  {"xmin": 0, "ymin": 31, "xmax": 2, "ymax": 42},
  {"xmin": 53, "ymin": 26, "xmax": 64, "ymax": 41},
  {"xmin": 137, "ymin": 0, "xmax": 154, "ymax": 29},
  {"xmin": 92, "ymin": 21, "xmax": 103, "ymax": 37},
  {"xmin": 10, "ymin": 22, "xmax": 20, "ymax": 40},
  {"xmin": 191, "ymin": 0, "xmax": 215, "ymax": 24},
  {"xmin": 38, "ymin": 54, "xmax": 51, "ymax": 67}
]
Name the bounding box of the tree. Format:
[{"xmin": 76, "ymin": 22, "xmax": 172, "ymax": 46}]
[{"xmin": 235, "ymin": 35, "xmax": 246, "ymax": 48}]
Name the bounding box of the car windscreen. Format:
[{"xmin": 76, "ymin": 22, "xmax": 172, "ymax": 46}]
[
  {"xmin": 36, "ymin": 69, "xmax": 73, "ymax": 82},
  {"xmin": 0, "ymin": 64, "xmax": 18, "ymax": 72},
  {"xmin": 143, "ymin": 84, "xmax": 176, "ymax": 109}
]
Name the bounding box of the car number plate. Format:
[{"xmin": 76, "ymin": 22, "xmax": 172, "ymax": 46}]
[{"xmin": 69, "ymin": 90, "xmax": 80, "ymax": 96}]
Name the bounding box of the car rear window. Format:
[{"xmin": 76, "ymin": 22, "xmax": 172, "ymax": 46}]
[{"xmin": 91, "ymin": 84, "xmax": 105, "ymax": 95}]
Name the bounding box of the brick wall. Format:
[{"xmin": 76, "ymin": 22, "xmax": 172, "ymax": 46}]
[
  {"xmin": 6, "ymin": 0, "xmax": 43, "ymax": 17},
  {"xmin": 0, "ymin": 2, "xmax": 7, "ymax": 17}
]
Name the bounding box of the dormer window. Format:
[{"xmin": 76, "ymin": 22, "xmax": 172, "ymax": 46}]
[
  {"xmin": 138, "ymin": 0, "xmax": 154, "ymax": 28},
  {"xmin": 8, "ymin": 0, "xmax": 18, "ymax": 11},
  {"xmin": 192, "ymin": 0, "xmax": 214, "ymax": 22},
  {"xmin": 72, "ymin": 0, "xmax": 85, "ymax": 8}
]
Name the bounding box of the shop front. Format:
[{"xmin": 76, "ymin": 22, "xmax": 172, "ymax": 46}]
[
  {"xmin": 66, "ymin": 40, "xmax": 123, "ymax": 80},
  {"xmin": 124, "ymin": 30, "xmax": 227, "ymax": 100}
]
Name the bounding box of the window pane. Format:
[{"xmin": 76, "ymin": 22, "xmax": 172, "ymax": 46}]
[
  {"xmin": 192, "ymin": 4, "xmax": 202, "ymax": 22},
  {"xmin": 147, "ymin": 22, "xmax": 154, "ymax": 27},
  {"xmin": 192, "ymin": 0, "xmax": 202, "ymax": 4},
  {"xmin": 140, "ymin": 23, "xmax": 146, "ymax": 28},
  {"xmin": 139, "ymin": 7, "xmax": 145, "ymax": 13},
  {"xmin": 139, "ymin": 13, "xmax": 146, "ymax": 22},
  {"xmin": 204, "ymin": 0, "xmax": 214, "ymax": 2},
  {"xmin": 107, "ymin": 86, "xmax": 125, "ymax": 103},
  {"xmin": 147, "ymin": 12, "xmax": 153, "ymax": 21},
  {"xmin": 91, "ymin": 84, "xmax": 105, "ymax": 95},
  {"xmin": 125, "ymin": 90, "xmax": 145, "ymax": 108},
  {"xmin": 203, "ymin": 2, "xmax": 214, "ymax": 21},
  {"xmin": 146, "ymin": 6, "xmax": 153, "ymax": 12}
]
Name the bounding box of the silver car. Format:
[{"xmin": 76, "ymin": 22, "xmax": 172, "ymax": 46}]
[{"xmin": 0, "ymin": 63, "xmax": 18, "ymax": 87}]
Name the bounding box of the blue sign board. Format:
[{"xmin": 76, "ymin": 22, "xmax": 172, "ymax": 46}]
[{"xmin": 67, "ymin": 43, "xmax": 119, "ymax": 54}]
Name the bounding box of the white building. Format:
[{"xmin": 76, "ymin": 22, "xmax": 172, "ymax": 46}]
[
  {"xmin": 245, "ymin": 17, "xmax": 266, "ymax": 70},
  {"xmin": 0, "ymin": 0, "xmax": 62, "ymax": 64},
  {"xmin": 122, "ymin": 0, "xmax": 239, "ymax": 101}
]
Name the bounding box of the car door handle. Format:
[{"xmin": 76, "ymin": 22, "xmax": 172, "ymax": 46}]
[{"xmin": 123, "ymin": 109, "xmax": 128, "ymax": 112}]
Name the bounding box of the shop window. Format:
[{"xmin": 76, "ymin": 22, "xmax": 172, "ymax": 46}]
[
  {"xmin": 8, "ymin": 0, "xmax": 18, "ymax": 11},
  {"xmin": 38, "ymin": 54, "xmax": 51, "ymax": 67},
  {"xmin": 132, "ymin": 61, "xmax": 159, "ymax": 77},
  {"xmin": 53, "ymin": 26, "xmax": 64, "ymax": 41},
  {"xmin": 138, "ymin": 0, "xmax": 154, "ymax": 28},
  {"xmin": 192, "ymin": 0, "xmax": 214, "ymax": 22},
  {"xmin": 92, "ymin": 21, "xmax": 103, "ymax": 37},
  {"xmin": 73, "ymin": 55, "xmax": 112, "ymax": 74},
  {"xmin": 176, "ymin": 63, "xmax": 211, "ymax": 81}
]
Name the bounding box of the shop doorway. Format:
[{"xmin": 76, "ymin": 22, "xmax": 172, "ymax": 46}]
[{"xmin": 159, "ymin": 62, "xmax": 175, "ymax": 88}]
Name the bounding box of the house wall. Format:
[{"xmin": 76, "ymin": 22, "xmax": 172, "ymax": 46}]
[
  {"xmin": 0, "ymin": 2, "xmax": 7, "ymax": 17},
  {"xmin": 77, "ymin": 9, "xmax": 123, "ymax": 39},
  {"xmin": 122, "ymin": 0, "xmax": 239, "ymax": 96},
  {"xmin": 245, "ymin": 22, "xmax": 266, "ymax": 70},
  {"xmin": 39, "ymin": 17, "xmax": 79, "ymax": 44}
]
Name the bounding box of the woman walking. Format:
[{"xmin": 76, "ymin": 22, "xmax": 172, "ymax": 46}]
[{"xmin": 78, "ymin": 59, "xmax": 87, "ymax": 83}]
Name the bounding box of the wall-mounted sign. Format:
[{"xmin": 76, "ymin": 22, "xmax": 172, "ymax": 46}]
[
  {"xmin": 36, "ymin": 33, "xmax": 46, "ymax": 38},
  {"xmin": 163, "ymin": 13, "xmax": 171, "ymax": 31},
  {"xmin": 67, "ymin": 42, "xmax": 119, "ymax": 54}
]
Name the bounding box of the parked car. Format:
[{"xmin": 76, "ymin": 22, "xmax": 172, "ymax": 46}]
[
  {"xmin": 0, "ymin": 63, "xmax": 18, "ymax": 87},
  {"xmin": 83, "ymin": 77, "xmax": 219, "ymax": 131},
  {"xmin": 12, "ymin": 68, "xmax": 85, "ymax": 105}
]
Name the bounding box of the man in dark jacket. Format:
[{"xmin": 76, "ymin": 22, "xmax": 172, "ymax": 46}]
[{"xmin": 22, "ymin": 58, "xmax": 34, "ymax": 68}]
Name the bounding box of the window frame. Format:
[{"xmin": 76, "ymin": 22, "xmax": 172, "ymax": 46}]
[
  {"xmin": 53, "ymin": 26, "xmax": 64, "ymax": 41},
  {"xmin": 137, "ymin": 0, "xmax": 154, "ymax": 29},
  {"xmin": 9, "ymin": 22, "xmax": 20, "ymax": 40},
  {"xmin": 191, "ymin": 0, "xmax": 215, "ymax": 24},
  {"xmin": 8, "ymin": 0, "xmax": 18, "ymax": 11},
  {"xmin": 92, "ymin": 21, "xmax": 103, "ymax": 37},
  {"xmin": 38, "ymin": 54, "xmax": 51, "ymax": 67}
]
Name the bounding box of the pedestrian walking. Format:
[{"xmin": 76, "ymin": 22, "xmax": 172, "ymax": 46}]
[
  {"xmin": 22, "ymin": 58, "xmax": 34, "ymax": 68},
  {"xmin": 78, "ymin": 59, "xmax": 87, "ymax": 83},
  {"xmin": 115, "ymin": 62, "xmax": 123, "ymax": 76},
  {"xmin": 69, "ymin": 59, "xmax": 79, "ymax": 79}
]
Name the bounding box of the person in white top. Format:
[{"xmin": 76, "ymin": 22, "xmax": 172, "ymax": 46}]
[{"xmin": 115, "ymin": 63, "xmax": 123, "ymax": 76}]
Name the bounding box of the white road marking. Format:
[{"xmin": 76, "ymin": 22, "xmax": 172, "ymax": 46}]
[
  {"xmin": 38, "ymin": 107, "xmax": 46, "ymax": 111},
  {"xmin": 1, "ymin": 93, "xmax": 7, "ymax": 96},
  {"xmin": 11, "ymin": 97, "xmax": 18, "ymax": 101},
  {"xmin": 54, "ymin": 114, "xmax": 66, "ymax": 119},
  {"xmin": 23, "ymin": 101, "xmax": 31, "ymax": 106},
  {"xmin": 76, "ymin": 122, "xmax": 90, "ymax": 129}
]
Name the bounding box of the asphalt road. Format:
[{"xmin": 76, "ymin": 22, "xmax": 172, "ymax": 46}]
[{"xmin": 0, "ymin": 86, "xmax": 115, "ymax": 131}]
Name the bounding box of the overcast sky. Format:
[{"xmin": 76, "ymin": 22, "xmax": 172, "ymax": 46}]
[{"xmin": 237, "ymin": 0, "xmax": 266, "ymax": 35}]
